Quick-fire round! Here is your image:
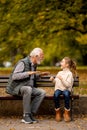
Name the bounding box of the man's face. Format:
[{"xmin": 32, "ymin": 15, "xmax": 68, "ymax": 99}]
[
  {"xmin": 31, "ymin": 52, "xmax": 44, "ymax": 65},
  {"xmin": 36, "ymin": 52, "xmax": 44, "ymax": 64}
]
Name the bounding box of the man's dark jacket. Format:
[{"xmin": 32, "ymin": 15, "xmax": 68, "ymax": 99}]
[{"xmin": 6, "ymin": 57, "xmax": 37, "ymax": 96}]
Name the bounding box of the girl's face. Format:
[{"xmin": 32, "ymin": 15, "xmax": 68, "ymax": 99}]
[{"xmin": 60, "ymin": 59, "xmax": 69, "ymax": 69}]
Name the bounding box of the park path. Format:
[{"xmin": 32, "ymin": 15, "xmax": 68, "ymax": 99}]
[{"xmin": 0, "ymin": 115, "xmax": 87, "ymax": 130}]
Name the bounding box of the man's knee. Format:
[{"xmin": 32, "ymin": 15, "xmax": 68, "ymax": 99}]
[
  {"xmin": 38, "ymin": 89, "xmax": 46, "ymax": 97},
  {"xmin": 40, "ymin": 89, "xmax": 46, "ymax": 96},
  {"xmin": 20, "ymin": 86, "xmax": 32, "ymax": 95}
]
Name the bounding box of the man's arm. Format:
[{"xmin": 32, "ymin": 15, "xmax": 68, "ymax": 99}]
[{"xmin": 12, "ymin": 62, "xmax": 30, "ymax": 80}]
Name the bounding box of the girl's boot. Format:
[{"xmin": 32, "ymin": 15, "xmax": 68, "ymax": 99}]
[{"xmin": 55, "ymin": 108, "xmax": 62, "ymax": 122}]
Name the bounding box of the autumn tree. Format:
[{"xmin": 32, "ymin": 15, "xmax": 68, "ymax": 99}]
[{"xmin": 0, "ymin": 0, "xmax": 87, "ymax": 65}]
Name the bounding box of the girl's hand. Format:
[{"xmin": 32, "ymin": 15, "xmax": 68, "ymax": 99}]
[
  {"xmin": 57, "ymin": 75, "xmax": 63, "ymax": 80},
  {"xmin": 50, "ymin": 76, "xmax": 54, "ymax": 81}
]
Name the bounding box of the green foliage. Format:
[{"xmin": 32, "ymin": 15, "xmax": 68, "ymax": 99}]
[{"xmin": 0, "ymin": 0, "xmax": 87, "ymax": 65}]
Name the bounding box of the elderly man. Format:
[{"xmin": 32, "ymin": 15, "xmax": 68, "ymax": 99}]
[{"xmin": 6, "ymin": 48, "xmax": 48, "ymax": 124}]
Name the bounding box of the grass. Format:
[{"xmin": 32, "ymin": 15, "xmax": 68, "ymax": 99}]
[{"xmin": 0, "ymin": 66, "xmax": 87, "ymax": 72}]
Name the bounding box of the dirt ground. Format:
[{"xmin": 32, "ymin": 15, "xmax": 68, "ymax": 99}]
[{"xmin": 0, "ymin": 115, "xmax": 87, "ymax": 130}]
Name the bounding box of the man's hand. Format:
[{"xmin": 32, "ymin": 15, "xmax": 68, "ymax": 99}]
[
  {"xmin": 41, "ymin": 71, "xmax": 50, "ymax": 76},
  {"xmin": 28, "ymin": 71, "xmax": 41, "ymax": 75},
  {"xmin": 28, "ymin": 71, "xmax": 50, "ymax": 76}
]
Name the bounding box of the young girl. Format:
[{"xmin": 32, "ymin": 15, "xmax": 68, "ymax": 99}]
[{"xmin": 50, "ymin": 57, "xmax": 77, "ymax": 122}]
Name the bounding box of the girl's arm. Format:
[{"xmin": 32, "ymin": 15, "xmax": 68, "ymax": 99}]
[{"xmin": 56, "ymin": 74, "xmax": 74, "ymax": 88}]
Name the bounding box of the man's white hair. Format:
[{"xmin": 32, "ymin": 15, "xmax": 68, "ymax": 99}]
[{"xmin": 30, "ymin": 48, "xmax": 43, "ymax": 57}]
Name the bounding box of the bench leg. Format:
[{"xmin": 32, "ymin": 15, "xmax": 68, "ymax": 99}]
[{"xmin": 70, "ymin": 98, "xmax": 74, "ymax": 121}]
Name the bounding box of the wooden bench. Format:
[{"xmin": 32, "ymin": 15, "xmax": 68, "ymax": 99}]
[{"xmin": 0, "ymin": 75, "xmax": 79, "ymax": 119}]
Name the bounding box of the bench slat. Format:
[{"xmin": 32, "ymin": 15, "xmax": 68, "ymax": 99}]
[
  {"xmin": 0, "ymin": 82, "xmax": 79, "ymax": 87},
  {"xmin": 0, "ymin": 94, "xmax": 79, "ymax": 100},
  {"xmin": 36, "ymin": 83, "xmax": 54, "ymax": 87},
  {"xmin": 0, "ymin": 80, "xmax": 8, "ymax": 83}
]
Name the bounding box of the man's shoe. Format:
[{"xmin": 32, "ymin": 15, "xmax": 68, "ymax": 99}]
[
  {"xmin": 21, "ymin": 114, "xmax": 33, "ymax": 124},
  {"xmin": 30, "ymin": 113, "xmax": 38, "ymax": 123}
]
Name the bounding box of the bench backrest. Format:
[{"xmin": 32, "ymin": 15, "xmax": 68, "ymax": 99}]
[{"xmin": 0, "ymin": 75, "xmax": 79, "ymax": 88}]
